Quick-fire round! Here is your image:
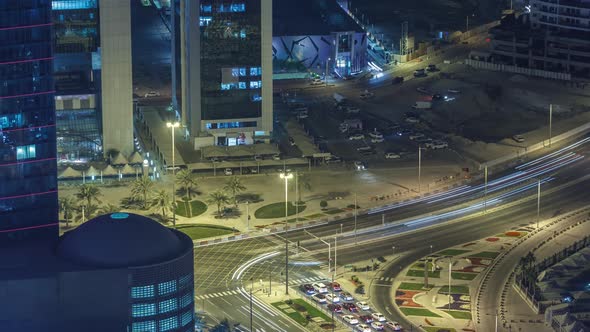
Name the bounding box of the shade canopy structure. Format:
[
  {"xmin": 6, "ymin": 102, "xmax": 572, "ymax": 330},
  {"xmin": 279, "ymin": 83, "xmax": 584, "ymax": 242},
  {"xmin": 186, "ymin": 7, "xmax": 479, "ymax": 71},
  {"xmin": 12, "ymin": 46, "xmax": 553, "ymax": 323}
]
[
  {"xmin": 111, "ymin": 153, "xmax": 128, "ymax": 166},
  {"xmin": 58, "ymin": 166, "xmax": 82, "ymax": 179}
]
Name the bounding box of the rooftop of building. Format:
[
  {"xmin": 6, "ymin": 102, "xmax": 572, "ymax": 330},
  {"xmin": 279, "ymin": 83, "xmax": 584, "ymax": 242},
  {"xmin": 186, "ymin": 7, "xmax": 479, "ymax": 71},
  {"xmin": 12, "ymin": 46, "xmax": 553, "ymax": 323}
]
[{"xmin": 273, "ymin": 0, "xmax": 363, "ymax": 36}]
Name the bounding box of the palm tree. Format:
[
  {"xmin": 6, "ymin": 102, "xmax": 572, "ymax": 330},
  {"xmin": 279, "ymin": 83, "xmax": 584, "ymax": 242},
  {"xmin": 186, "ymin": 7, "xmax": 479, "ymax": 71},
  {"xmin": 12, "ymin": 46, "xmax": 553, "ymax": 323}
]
[
  {"xmin": 75, "ymin": 184, "xmax": 102, "ymax": 208},
  {"xmin": 207, "ymin": 190, "xmax": 230, "ymax": 215},
  {"xmin": 97, "ymin": 203, "xmax": 120, "ymax": 216},
  {"xmin": 176, "ymin": 169, "xmax": 198, "ymax": 200},
  {"xmin": 58, "ymin": 196, "xmax": 76, "ymax": 227},
  {"xmin": 224, "ymin": 177, "xmax": 246, "ymax": 206},
  {"xmin": 151, "ymin": 190, "xmax": 171, "ymax": 222},
  {"xmin": 131, "ymin": 176, "xmax": 154, "ymax": 209}
]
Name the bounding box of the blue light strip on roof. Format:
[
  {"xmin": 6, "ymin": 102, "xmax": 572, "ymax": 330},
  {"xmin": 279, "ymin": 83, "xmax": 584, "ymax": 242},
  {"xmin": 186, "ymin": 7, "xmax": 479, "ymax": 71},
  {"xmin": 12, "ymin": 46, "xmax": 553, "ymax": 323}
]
[{"xmin": 52, "ymin": 0, "xmax": 97, "ymax": 10}]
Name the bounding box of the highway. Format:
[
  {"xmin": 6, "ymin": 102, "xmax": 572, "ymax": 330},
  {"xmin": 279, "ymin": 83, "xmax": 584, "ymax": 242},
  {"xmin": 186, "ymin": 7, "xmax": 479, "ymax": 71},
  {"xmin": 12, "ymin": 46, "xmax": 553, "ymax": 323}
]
[{"xmin": 194, "ymin": 136, "xmax": 590, "ymax": 331}]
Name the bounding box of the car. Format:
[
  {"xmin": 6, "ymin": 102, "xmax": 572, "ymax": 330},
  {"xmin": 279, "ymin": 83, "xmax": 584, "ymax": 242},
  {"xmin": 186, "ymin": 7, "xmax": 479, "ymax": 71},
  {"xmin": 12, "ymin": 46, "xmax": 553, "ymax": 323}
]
[
  {"xmin": 353, "ymin": 161, "xmax": 366, "ymax": 171},
  {"xmin": 224, "ymin": 168, "xmax": 233, "ymax": 176},
  {"xmin": 310, "ymin": 80, "xmax": 324, "ymax": 86},
  {"xmin": 348, "ymin": 133, "xmax": 365, "ymax": 140},
  {"xmin": 385, "ymin": 321, "xmax": 402, "ymax": 331},
  {"xmin": 371, "ymin": 312, "xmax": 386, "ymax": 322},
  {"xmin": 327, "ymin": 304, "xmax": 342, "ymax": 313},
  {"xmin": 329, "ymin": 282, "xmax": 342, "ymax": 292},
  {"xmin": 356, "ymin": 301, "xmax": 370, "ymax": 311},
  {"xmin": 432, "ymin": 93, "xmax": 443, "ymax": 100},
  {"xmin": 289, "ymin": 136, "xmax": 296, "ymax": 146},
  {"xmin": 392, "ymin": 76, "xmax": 404, "ymax": 84},
  {"xmin": 272, "ymin": 154, "xmax": 281, "ymax": 160},
  {"xmin": 413, "ymin": 69, "xmax": 427, "ymax": 77},
  {"xmin": 312, "ymin": 293, "xmax": 327, "ymax": 304},
  {"xmin": 346, "ymin": 106, "xmax": 361, "ymax": 114},
  {"xmin": 371, "ymin": 137, "xmax": 385, "ymax": 143},
  {"xmin": 300, "ymin": 284, "xmax": 315, "ymax": 295},
  {"xmin": 513, "ymin": 134, "xmax": 525, "ymax": 143},
  {"xmin": 448, "ymin": 88, "xmax": 461, "ymax": 93},
  {"xmin": 339, "ymin": 292, "xmax": 353, "ymax": 301},
  {"xmin": 359, "ymin": 149, "xmax": 376, "ymax": 156},
  {"xmin": 312, "ymin": 282, "xmax": 328, "ymax": 294},
  {"xmin": 416, "ymin": 87, "xmax": 430, "ymax": 94},
  {"xmin": 415, "ymin": 137, "xmax": 433, "ymax": 144},
  {"xmin": 249, "ymin": 168, "xmax": 258, "ymax": 174},
  {"xmin": 326, "ymin": 156, "xmax": 342, "ymax": 164},
  {"xmin": 371, "ymin": 321, "xmax": 384, "ymax": 330},
  {"xmin": 427, "ymin": 141, "xmax": 448, "ymax": 149},
  {"xmin": 409, "ymin": 133, "xmax": 425, "ymax": 140},
  {"xmin": 427, "ymin": 64, "xmax": 438, "ymax": 72},
  {"xmin": 296, "ymin": 112, "xmax": 308, "ymax": 119},
  {"xmin": 325, "ymin": 294, "xmax": 341, "ymax": 303},
  {"xmin": 397, "ymin": 128, "xmax": 413, "ymax": 136},
  {"xmin": 356, "ymin": 323, "xmax": 371, "ymax": 332},
  {"xmin": 385, "ymin": 152, "xmax": 400, "ymax": 159},
  {"xmin": 360, "ymin": 91, "xmax": 374, "ymax": 99},
  {"xmin": 342, "ymin": 302, "xmax": 359, "ymax": 312},
  {"xmin": 405, "ymin": 117, "xmax": 419, "ymax": 124},
  {"xmin": 358, "ymin": 315, "xmax": 373, "ymax": 324},
  {"xmin": 343, "ymin": 315, "xmax": 359, "ymax": 325},
  {"xmin": 368, "ymin": 131, "xmax": 383, "ymax": 139},
  {"xmin": 144, "ymin": 91, "xmax": 160, "ymax": 98}
]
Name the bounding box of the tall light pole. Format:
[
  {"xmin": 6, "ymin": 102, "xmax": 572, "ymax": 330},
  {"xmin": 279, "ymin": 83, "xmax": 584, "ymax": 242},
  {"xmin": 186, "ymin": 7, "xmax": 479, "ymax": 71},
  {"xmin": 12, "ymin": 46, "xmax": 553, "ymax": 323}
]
[
  {"xmin": 250, "ymin": 277, "xmax": 254, "ymax": 331},
  {"xmin": 325, "ymin": 57, "xmax": 331, "ymax": 86},
  {"xmin": 448, "ymin": 257, "xmax": 452, "ymax": 311},
  {"xmin": 418, "ymin": 146, "xmax": 425, "ymax": 194},
  {"xmin": 537, "ymin": 179, "xmax": 541, "ymax": 229},
  {"xmin": 484, "ymin": 165, "xmax": 488, "ymax": 213},
  {"xmin": 354, "ymin": 192, "xmax": 358, "ymax": 244},
  {"xmin": 166, "ymin": 121, "xmax": 180, "ymax": 226},
  {"xmin": 549, "ymin": 104, "xmax": 553, "ymax": 147},
  {"xmin": 280, "ymin": 171, "xmax": 293, "ymax": 295}
]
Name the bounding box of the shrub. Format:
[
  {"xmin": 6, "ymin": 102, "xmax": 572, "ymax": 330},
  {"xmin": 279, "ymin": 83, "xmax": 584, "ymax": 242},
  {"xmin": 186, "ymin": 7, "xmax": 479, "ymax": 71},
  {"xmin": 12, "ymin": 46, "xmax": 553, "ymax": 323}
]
[{"xmin": 320, "ymin": 200, "xmax": 328, "ymax": 209}]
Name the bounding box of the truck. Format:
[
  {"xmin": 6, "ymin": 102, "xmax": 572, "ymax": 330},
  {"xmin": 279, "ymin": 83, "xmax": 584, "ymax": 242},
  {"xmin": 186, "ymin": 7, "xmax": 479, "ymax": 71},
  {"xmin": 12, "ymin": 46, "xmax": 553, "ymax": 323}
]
[
  {"xmin": 333, "ymin": 93, "xmax": 346, "ymax": 104},
  {"xmin": 412, "ymin": 101, "xmax": 432, "ymax": 109}
]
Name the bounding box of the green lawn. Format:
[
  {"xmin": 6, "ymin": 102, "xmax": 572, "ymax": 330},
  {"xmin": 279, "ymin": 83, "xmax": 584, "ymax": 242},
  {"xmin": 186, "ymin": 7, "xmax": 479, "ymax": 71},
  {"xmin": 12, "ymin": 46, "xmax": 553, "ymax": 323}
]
[
  {"xmin": 437, "ymin": 249, "xmax": 470, "ymax": 256},
  {"xmin": 173, "ymin": 224, "xmax": 235, "ymax": 240},
  {"xmin": 438, "ymin": 285, "xmax": 470, "ymax": 295},
  {"xmin": 451, "ymin": 272, "xmax": 479, "ymax": 280},
  {"xmin": 305, "ymin": 213, "xmax": 326, "ymax": 219},
  {"xmin": 469, "ymin": 251, "xmax": 500, "ymax": 259},
  {"xmin": 175, "ymin": 200, "xmax": 207, "ymax": 218},
  {"xmin": 324, "ymin": 208, "xmax": 345, "ymax": 215},
  {"xmin": 412, "ymin": 261, "xmax": 434, "ymax": 270},
  {"xmin": 443, "ymin": 310, "xmax": 472, "ymax": 320},
  {"xmin": 423, "ymin": 327, "xmax": 457, "ymax": 332},
  {"xmin": 271, "ymin": 302, "xmax": 308, "ymax": 326},
  {"xmin": 407, "ymin": 270, "xmax": 441, "ymax": 278},
  {"xmin": 398, "ymin": 282, "xmax": 433, "ymax": 290},
  {"xmin": 399, "ymin": 307, "xmax": 441, "ymax": 317},
  {"xmin": 291, "ymin": 299, "xmax": 331, "ymax": 322},
  {"xmin": 254, "ymin": 202, "xmax": 307, "ymax": 219}
]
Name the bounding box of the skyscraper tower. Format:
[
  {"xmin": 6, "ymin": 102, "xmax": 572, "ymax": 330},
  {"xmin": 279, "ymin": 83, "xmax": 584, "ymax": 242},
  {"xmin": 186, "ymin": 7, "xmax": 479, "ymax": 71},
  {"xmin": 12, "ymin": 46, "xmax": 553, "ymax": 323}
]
[{"xmin": 0, "ymin": 0, "xmax": 59, "ymax": 245}]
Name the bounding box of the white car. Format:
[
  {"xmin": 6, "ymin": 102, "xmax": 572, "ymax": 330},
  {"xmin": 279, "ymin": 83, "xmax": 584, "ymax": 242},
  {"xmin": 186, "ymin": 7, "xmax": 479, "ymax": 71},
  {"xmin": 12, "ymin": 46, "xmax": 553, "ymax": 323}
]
[
  {"xmin": 272, "ymin": 154, "xmax": 281, "ymax": 160},
  {"xmin": 346, "ymin": 106, "xmax": 361, "ymax": 114},
  {"xmin": 385, "ymin": 152, "xmax": 400, "ymax": 159},
  {"xmin": 224, "ymin": 168, "xmax": 233, "ymax": 176},
  {"xmin": 325, "ymin": 294, "xmax": 340, "ymax": 303},
  {"xmin": 368, "ymin": 131, "xmax": 383, "ymax": 139},
  {"xmin": 144, "ymin": 91, "xmax": 160, "ymax": 98},
  {"xmin": 371, "ymin": 321, "xmax": 384, "ymax": 330},
  {"xmin": 348, "ymin": 133, "xmax": 365, "ymax": 140},
  {"xmin": 385, "ymin": 321, "xmax": 402, "ymax": 331},
  {"xmin": 343, "ymin": 315, "xmax": 359, "ymax": 325},
  {"xmin": 448, "ymin": 88, "xmax": 461, "ymax": 93},
  {"xmin": 312, "ymin": 282, "xmax": 328, "ymax": 294},
  {"xmin": 405, "ymin": 117, "xmax": 419, "ymax": 124},
  {"xmin": 371, "ymin": 312, "xmax": 386, "ymax": 322},
  {"xmin": 427, "ymin": 141, "xmax": 448, "ymax": 149},
  {"xmin": 513, "ymin": 134, "xmax": 525, "ymax": 143},
  {"xmin": 409, "ymin": 133, "xmax": 425, "ymax": 140},
  {"xmin": 356, "ymin": 323, "xmax": 371, "ymax": 332},
  {"xmin": 310, "ymin": 80, "xmax": 324, "ymax": 86},
  {"xmin": 371, "ymin": 137, "xmax": 385, "ymax": 143},
  {"xmin": 312, "ymin": 293, "xmax": 327, "ymax": 304},
  {"xmin": 356, "ymin": 301, "xmax": 370, "ymax": 311},
  {"xmin": 354, "ymin": 161, "xmax": 366, "ymax": 170},
  {"xmin": 339, "ymin": 292, "xmax": 354, "ymax": 301}
]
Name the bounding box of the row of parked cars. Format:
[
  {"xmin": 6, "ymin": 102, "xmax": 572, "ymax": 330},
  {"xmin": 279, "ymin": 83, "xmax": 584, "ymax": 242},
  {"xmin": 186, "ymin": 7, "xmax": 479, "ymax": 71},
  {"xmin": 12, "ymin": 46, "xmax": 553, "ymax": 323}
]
[{"xmin": 299, "ymin": 281, "xmax": 404, "ymax": 331}]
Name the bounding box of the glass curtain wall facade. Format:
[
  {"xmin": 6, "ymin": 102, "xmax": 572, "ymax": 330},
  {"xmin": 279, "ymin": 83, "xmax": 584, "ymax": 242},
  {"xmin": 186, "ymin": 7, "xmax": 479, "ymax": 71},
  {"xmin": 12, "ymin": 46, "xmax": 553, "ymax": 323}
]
[{"xmin": 0, "ymin": 0, "xmax": 59, "ymax": 243}]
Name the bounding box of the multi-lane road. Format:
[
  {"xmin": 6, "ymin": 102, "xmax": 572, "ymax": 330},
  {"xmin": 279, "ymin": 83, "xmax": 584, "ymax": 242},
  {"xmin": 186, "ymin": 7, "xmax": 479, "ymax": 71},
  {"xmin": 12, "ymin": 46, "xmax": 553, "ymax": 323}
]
[{"xmin": 194, "ymin": 136, "xmax": 590, "ymax": 331}]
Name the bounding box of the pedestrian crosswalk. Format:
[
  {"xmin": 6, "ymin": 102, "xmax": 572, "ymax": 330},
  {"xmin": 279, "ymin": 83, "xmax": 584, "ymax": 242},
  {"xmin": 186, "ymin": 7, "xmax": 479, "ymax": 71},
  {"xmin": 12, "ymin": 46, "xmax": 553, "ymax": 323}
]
[
  {"xmin": 377, "ymin": 276, "xmax": 394, "ymax": 282},
  {"xmin": 288, "ymin": 275, "xmax": 325, "ymax": 285},
  {"xmin": 194, "ymin": 289, "xmax": 240, "ymax": 300}
]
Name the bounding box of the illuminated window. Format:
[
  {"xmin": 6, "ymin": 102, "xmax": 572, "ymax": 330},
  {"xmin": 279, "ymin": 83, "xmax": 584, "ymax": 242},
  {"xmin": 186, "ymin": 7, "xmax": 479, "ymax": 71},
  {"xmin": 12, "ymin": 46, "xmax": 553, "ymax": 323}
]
[
  {"xmin": 200, "ymin": 16, "xmax": 212, "ymax": 26},
  {"xmin": 132, "ymin": 320, "xmax": 156, "ymax": 332},
  {"xmin": 200, "ymin": 4, "xmax": 212, "ymax": 12},
  {"xmin": 249, "ymin": 81, "xmax": 261, "ymax": 89},
  {"xmin": 159, "ymin": 298, "xmax": 177, "ymax": 314},
  {"xmin": 158, "ymin": 281, "xmax": 177, "ymax": 295},
  {"xmin": 221, "ymin": 83, "xmax": 238, "ymax": 90},
  {"xmin": 238, "ymin": 82, "xmax": 246, "ymax": 89},
  {"xmin": 52, "ymin": 0, "xmax": 98, "ymax": 10},
  {"xmin": 239, "ymin": 68, "xmax": 247, "ymax": 76},
  {"xmin": 16, "ymin": 145, "xmax": 36, "ymax": 160},
  {"xmin": 132, "ymin": 285, "xmax": 155, "ymax": 299},
  {"xmin": 251, "ymin": 94, "xmax": 262, "ymax": 102},
  {"xmin": 250, "ymin": 67, "xmax": 261, "ymax": 76},
  {"xmin": 180, "ymin": 293, "xmax": 193, "ymax": 308},
  {"xmin": 178, "ymin": 275, "xmax": 192, "ymax": 289},
  {"xmin": 132, "ymin": 303, "xmax": 156, "ymax": 317},
  {"xmin": 240, "ymin": 29, "xmax": 246, "ymax": 39},
  {"xmin": 181, "ymin": 310, "xmax": 193, "ymax": 326},
  {"xmin": 159, "ymin": 317, "xmax": 178, "ymax": 331}
]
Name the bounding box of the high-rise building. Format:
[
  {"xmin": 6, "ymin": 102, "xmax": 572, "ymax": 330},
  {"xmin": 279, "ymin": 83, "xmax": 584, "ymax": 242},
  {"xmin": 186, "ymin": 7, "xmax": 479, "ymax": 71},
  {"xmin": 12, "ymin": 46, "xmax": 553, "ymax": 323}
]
[
  {"xmin": 488, "ymin": 1, "xmax": 590, "ymax": 77},
  {"xmin": 172, "ymin": 0, "xmax": 273, "ymax": 149},
  {"xmin": 0, "ymin": 0, "xmax": 59, "ymax": 244}
]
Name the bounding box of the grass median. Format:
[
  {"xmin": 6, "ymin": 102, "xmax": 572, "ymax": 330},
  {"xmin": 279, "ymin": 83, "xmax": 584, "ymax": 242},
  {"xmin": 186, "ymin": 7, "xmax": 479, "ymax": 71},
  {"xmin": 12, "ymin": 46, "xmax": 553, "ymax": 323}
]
[
  {"xmin": 399, "ymin": 307, "xmax": 441, "ymax": 317},
  {"xmin": 173, "ymin": 224, "xmax": 235, "ymax": 240},
  {"xmin": 254, "ymin": 202, "xmax": 307, "ymax": 219}
]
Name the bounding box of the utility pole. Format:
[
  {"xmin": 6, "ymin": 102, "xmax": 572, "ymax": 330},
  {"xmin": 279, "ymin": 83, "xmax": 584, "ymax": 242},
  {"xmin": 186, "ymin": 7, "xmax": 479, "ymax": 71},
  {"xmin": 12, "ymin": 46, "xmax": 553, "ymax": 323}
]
[
  {"xmin": 418, "ymin": 146, "xmax": 424, "ymax": 194},
  {"xmin": 549, "ymin": 104, "xmax": 553, "ymax": 147},
  {"xmin": 537, "ymin": 179, "xmax": 541, "ymax": 229},
  {"xmin": 448, "ymin": 258, "xmax": 452, "ymax": 310},
  {"xmin": 484, "ymin": 165, "xmax": 488, "ymax": 213},
  {"xmin": 325, "ymin": 58, "xmax": 331, "ymax": 86},
  {"xmin": 354, "ymin": 193, "xmax": 358, "ymax": 244},
  {"xmin": 250, "ymin": 277, "xmax": 253, "ymax": 331},
  {"xmin": 246, "ymin": 201, "xmax": 250, "ymax": 230},
  {"xmin": 466, "ymin": 15, "xmax": 469, "ymax": 32}
]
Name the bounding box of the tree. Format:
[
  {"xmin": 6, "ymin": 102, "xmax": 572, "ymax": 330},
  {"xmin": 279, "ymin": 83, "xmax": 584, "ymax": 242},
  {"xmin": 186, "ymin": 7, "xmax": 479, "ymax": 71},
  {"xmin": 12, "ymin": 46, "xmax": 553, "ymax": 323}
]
[
  {"xmin": 208, "ymin": 190, "xmax": 230, "ymax": 215},
  {"xmin": 320, "ymin": 200, "xmax": 328, "ymax": 210},
  {"xmin": 131, "ymin": 176, "xmax": 154, "ymax": 209},
  {"xmin": 296, "ymin": 172, "xmax": 312, "ymax": 204},
  {"xmin": 58, "ymin": 196, "xmax": 76, "ymax": 228},
  {"xmin": 75, "ymin": 184, "xmax": 102, "ymax": 208},
  {"xmin": 224, "ymin": 176, "xmax": 246, "ymax": 206},
  {"xmin": 176, "ymin": 169, "xmax": 198, "ymax": 200},
  {"xmin": 151, "ymin": 190, "xmax": 171, "ymax": 222},
  {"xmin": 97, "ymin": 203, "xmax": 120, "ymax": 216}
]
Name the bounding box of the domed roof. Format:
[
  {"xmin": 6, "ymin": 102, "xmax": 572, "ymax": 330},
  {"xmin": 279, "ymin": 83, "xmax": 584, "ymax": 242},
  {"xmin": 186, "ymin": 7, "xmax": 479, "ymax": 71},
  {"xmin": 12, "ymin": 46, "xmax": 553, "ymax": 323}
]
[{"xmin": 57, "ymin": 213, "xmax": 184, "ymax": 268}]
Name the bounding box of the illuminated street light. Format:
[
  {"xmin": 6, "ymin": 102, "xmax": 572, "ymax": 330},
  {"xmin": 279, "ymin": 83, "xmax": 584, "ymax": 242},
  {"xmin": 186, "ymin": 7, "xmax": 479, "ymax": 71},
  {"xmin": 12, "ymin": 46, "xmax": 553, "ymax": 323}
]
[
  {"xmin": 279, "ymin": 171, "xmax": 293, "ymax": 295},
  {"xmin": 166, "ymin": 121, "xmax": 180, "ymax": 226}
]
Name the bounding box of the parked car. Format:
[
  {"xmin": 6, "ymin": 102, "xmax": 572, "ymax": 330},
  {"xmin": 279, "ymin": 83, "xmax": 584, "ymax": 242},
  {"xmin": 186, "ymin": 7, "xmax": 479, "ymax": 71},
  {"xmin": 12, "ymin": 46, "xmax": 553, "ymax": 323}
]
[
  {"xmin": 356, "ymin": 301, "xmax": 370, "ymax": 311},
  {"xmin": 416, "ymin": 87, "xmax": 430, "ymax": 94},
  {"xmin": 348, "ymin": 133, "xmax": 365, "ymax": 140},
  {"xmin": 310, "ymin": 80, "xmax": 324, "ymax": 86},
  {"xmin": 414, "ymin": 69, "xmax": 427, "ymax": 77},
  {"xmin": 343, "ymin": 315, "xmax": 359, "ymax": 325},
  {"xmin": 385, "ymin": 321, "xmax": 403, "ymax": 331},
  {"xmin": 300, "ymin": 284, "xmax": 315, "ymax": 295},
  {"xmin": 426, "ymin": 140, "xmax": 448, "ymax": 149},
  {"xmin": 513, "ymin": 134, "xmax": 525, "ymax": 143},
  {"xmin": 371, "ymin": 312, "xmax": 386, "ymax": 322},
  {"xmin": 427, "ymin": 64, "xmax": 438, "ymax": 72},
  {"xmin": 346, "ymin": 106, "xmax": 361, "ymax": 114},
  {"xmin": 405, "ymin": 117, "xmax": 420, "ymax": 124},
  {"xmin": 327, "ymin": 304, "xmax": 342, "ymax": 313},
  {"xmin": 249, "ymin": 168, "xmax": 258, "ymax": 174},
  {"xmin": 409, "ymin": 133, "xmax": 425, "ymax": 140},
  {"xmin": 339, "ymin": 292, "xmax": 353, "ymax": 301},
  {"xmin": 368, "ymin": 131, "xmax": 383, "ymax": 139},
  {"xmin": 392, "ymin": 76, "xmax": 404, "ymax": 84},
  {"xmin": 144, "ymin": 91, "xmax": 160, "ymax": 98},
  {"xmin": 272, "ymin": 154, "xmax": 281, "ymax": 160},
  {"xmin": 385, "ymin": 152, "xmax": 400, "ymax": 159},
  {"xmin": 312, "ymin": 293, "xmax": 327, "ymax": 304},
  {"xmin": 224, "ymin": 168, "xmax": 233, "ymax": 176},
  {"xmin": 371, "ymin": 321, "xmax": 384, "ymax": 330},
  {"xmin": 371, "ymin": 137, "xmax": 385, "ymax": 143}
]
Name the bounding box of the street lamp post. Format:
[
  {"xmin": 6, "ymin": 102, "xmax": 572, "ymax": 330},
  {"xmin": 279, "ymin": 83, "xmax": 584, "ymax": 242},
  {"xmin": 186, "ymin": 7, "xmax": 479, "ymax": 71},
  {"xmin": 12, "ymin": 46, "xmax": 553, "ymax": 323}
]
[
  {"xmin": 484, "ymin": 165, "xmax": 488, "ymax": 213},
  {"xmin": 418, "ymin": 146, "xmax": 425, "ymax": 194},
  {"xmin": 250, "ymin": 277, "xmax": 254, "ymax": 331},
  {"xmin": 354, "ymin": 192, "xmax": 358, "ymax": 244},
  {"xmin": 537, "ymin": 179, "xmax": 541, "ymax": 229},
  {"xmin": 549, "ymin": 104, "xmax": 553, "ymax": 147},
  {"xmin": 325, "ymin": 57, "xmax": 331, "ymax": 86},
  {"xmin": 166, "ymin": 121, "xmax": 180, "ymax": 226},
  {"xmin": 246, "ymin": 201, "xmax": 250, "ymax": 231},
  {"xmin": 280, "ymin": 171, "xmax": 294, "ymax": 295}
]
